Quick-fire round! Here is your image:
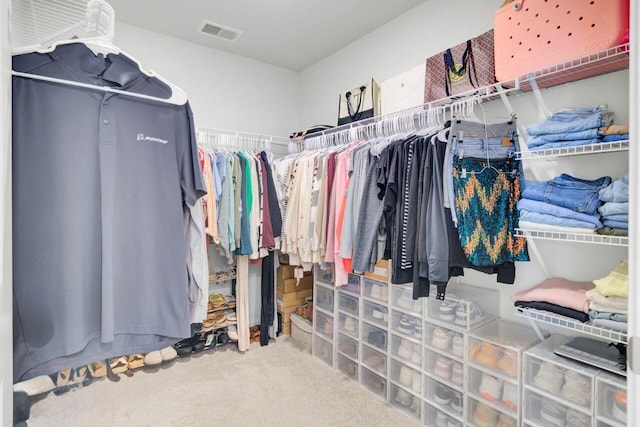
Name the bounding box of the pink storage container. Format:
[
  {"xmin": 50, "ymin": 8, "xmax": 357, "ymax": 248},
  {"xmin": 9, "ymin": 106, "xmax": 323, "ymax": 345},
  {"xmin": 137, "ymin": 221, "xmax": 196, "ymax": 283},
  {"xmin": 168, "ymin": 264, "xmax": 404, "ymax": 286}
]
[{"xmin": 494, "ymin": 0, "xmax": 629, "ymax": 82}]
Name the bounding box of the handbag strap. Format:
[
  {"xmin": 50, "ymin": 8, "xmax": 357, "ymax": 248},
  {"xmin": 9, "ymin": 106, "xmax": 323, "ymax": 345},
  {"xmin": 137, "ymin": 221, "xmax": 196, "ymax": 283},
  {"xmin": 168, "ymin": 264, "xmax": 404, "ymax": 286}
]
[
  {"xmin": 345, "ymin": 85, "xmax": 367, "ymax": 121},
  {"xmin": 443, "ymin": 40, "xmax": 479, "ymax": 97}
]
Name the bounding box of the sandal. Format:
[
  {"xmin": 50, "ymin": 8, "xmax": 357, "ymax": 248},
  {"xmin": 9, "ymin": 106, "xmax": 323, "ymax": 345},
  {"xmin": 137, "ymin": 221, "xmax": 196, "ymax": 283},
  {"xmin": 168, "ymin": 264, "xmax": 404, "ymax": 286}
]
[
  {"xmin": 202, "ymin": 318, "xmax": 216, "ymax": 332},
  {"xmin": 71, "ymin": 366, "xmax": 88, "ymax": 384},
  {"xmin": 109, "ymin": 356, "xmax": 129, "ymax": 374},
  {"xmin": 88, "ymin": 361, "xmax": 107, "ymax": 378},
  {"xmin": 53, "ymin": 368, "xmax": 71, "ymax": 387},
  {"xmin": 127, "ymin": 354, "xmax": 145, "ymax": 370}
]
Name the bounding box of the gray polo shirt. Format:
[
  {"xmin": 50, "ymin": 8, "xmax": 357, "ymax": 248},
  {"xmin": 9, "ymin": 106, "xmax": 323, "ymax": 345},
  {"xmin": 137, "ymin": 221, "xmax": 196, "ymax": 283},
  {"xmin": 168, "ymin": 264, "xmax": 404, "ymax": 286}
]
[{"xmin": 12, "ymin": 43, "xmax": 206, "ymax": 380}]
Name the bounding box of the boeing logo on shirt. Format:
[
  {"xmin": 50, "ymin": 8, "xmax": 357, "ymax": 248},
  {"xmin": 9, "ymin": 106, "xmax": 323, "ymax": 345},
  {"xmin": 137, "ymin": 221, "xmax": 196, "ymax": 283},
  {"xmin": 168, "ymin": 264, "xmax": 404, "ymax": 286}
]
[{"xmin": 137, "ymin": 133, "xmax": 168, "ymax": 144}]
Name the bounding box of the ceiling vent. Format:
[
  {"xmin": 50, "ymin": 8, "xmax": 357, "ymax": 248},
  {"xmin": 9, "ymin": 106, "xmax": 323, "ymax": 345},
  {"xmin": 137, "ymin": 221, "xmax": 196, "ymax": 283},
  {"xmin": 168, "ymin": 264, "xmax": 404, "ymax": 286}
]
[{"xmin": 199, "ymin": 21, "xmax": 243, "ymax": 42}]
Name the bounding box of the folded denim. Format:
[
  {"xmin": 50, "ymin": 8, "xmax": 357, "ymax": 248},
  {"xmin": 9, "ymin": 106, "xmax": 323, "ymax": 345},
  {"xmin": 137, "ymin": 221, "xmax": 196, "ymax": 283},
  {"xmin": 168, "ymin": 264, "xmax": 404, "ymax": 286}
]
[
  {"xmin": 526, "ymin": 105, "xmax": 613, "ymax": 136},
  {"xmin": 603, "ymin": 219, "xmax": 628, "ymax": 229},
  {"xmin": 519, "ymin": 211, "xmax": 601, "ymax": 229},
  {"xmin": 528, "ymin": 138, "xmax": 602, "ymax": 151},
  {"xmin": 518, "ymin": 199, "xmax": 603, "ymax": 227},
  {"xmin": 602, "ymin": 134, "xmax": 629, "ymax": 142},
  {"xmin": 522, "ymin": 174, "xmax": 611, "ymax": 216},
  {"xmin": 603, "ymin": 213, "xmax": 628, "ymax": 222},
  {"xmin": 518, "ymin": 220, "xmax": 596, "ymax": 235},
  {"xmin": 599, "ymin": 175, "xmax": 629, "ymax": 202},
  {"xmin": 598, "ymin": 202, "xmax": 629, "ymax": 216},
  {"xmin": 528, "ymin": 128, "xmax": 602, "ymax": 145}
]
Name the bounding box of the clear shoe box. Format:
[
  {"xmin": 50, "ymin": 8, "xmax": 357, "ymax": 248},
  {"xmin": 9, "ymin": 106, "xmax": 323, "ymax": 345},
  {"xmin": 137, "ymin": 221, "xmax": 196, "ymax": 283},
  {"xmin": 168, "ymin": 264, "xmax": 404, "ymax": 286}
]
[
  {"xmin": 361, "ymin": 366, "xmax": 387, "ymax": 400},
  {"xmin": 468, "ymin": 364, "xmax": 519, "ymax": 416},
  {"xmin": 313, "ymin": 310, "xmax": 334, "ymax": 340},
  {"xmin": 337, "ymin": 292, "xmax": 359, "ymax": 317},
  {"xmin": 467, "ymin": 395, "xmax": 518, "ymax": 427},
  {"xmin": 424, "ymin": 401, "xmax": 464, "ymax": 427},
  {"xmin": 427, "ymin": 283, "xmax": 498, "ymax": 331},
  {"xmin": 391, "ymin": 310, "xmax": 422, "ymax": 342},
  {"xmin": 468, "ymin": 320, "xmax": 540, "ymax": 381},
  {"xmin": 524, "ymin": 335, "xmax": 599, "ymax": 413},
  {"xmin": 390, "ymin": 383, "xmax": 421, "ymax": 421},
  {"xmin": 390, "ymin": 358, "xmax": 422, "ymax": 395},
  {"xmin": 424, "ymin": 375, "xmax": 465, "ymax": 421},
  {"xmin": 424, "ymin": 322, "xmax": 465, "ymax": 362},
  {"xmin": 315, "ymin": 283, "xmax": 334, "ymax": 313},
  {"xmin": 425, "ymin": 350, "xmax": 465, "ymax": 390},
  {"xmin": 595, "ymin": 372, "xmax": 627, "ymax": 426},
  {"xmin": 363, "ymin": 300, "xmax": 388, "ymax": 328},
  {"xmin": 313, "ymin": 264, "xmax": 333, "ymax": 286},
  {"xmin": 391, "ymin": 284, "xmax": 422, "ymax": 314},
  {"xmin": 524, "ymin": 388, "xmax": 592, "ymax": 427},
  {"xmin": 337, "ymin": 312, "xmax": 359, "ymax": 339},
  {"xmin": 312, "ymin": 334, "xmax": 333, "ymax": 368},
  {"xmin": 390, "ymin": 334, "xmax": 422, "ymax": 370},
  {"xmin": 337, "ymin": 332, "xmax": 358, "ymax": 361},
  {"xmin": 363, "ymin": 277, "xmax": 388, "ymax": 303},
  {"xmin": 336, "ymin": 352, "xmax": 358, "ymax": 381},
  {"xmin": 342, "ymin": 273, "xmax": 361, "ymax": 296},
  {"xmin": 361, "ymin": 343, "xmax": 387, "ymax": 375},
  {"xmin": 362, "ymin": 322, "xmax": 388, "ymax": 351}
]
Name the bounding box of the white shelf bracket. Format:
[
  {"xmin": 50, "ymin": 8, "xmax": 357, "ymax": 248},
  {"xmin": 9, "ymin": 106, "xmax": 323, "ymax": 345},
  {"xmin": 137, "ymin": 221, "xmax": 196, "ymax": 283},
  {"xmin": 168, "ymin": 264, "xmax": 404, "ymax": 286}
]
[
  {"xmin": 525, "ymin": 236, "xmax": 551, "ymax": 278},
  {"xmin": 527, "ymin": 73, "xmax": 552, "ymax": 120},
  {"xmin": 525, "ymin": 315, "xmax": 547, "ymax": 342}
]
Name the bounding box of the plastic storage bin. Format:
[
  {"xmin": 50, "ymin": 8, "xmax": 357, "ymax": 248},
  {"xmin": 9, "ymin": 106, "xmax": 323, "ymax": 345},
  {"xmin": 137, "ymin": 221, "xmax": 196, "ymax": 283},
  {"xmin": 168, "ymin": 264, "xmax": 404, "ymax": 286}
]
[
  {"xmin": 338, "ymin": 312, "xmax": 359, "ymax": 339},
  {"xmin": 468, "ymin": 365, "xmax": 518, "ymax": 416},
  {"xmin": 337, "ymin": 332, "xmax": 358, "ymax": 360},
  {"xmin": 337, "ymin": 352, "xmax": 358, "ymax": 381},
  {"xmin": 524, "ymin": 388, "xmax": 592, "ymax": 427},
  {"xmin": 361, "ymin": 343, "xmax": 387, "ymax": 375},
  {"xmin": 313, "ymin": 334, "xmax": 333, "ymax": 368},
  {"xmin": 424, "ymin": 375, "xmax": 465, "ymax": 420},
  {"xmin": 361, "ymin": 366, "xmax": 387, "ymax": 400},
  {"xmin": 596, "ymin": 372, "xmax": 627, "ymax": 426},
  {"xmin": 362, "ymin": 277, "xmax": 388, "ymax": 303},
  {"xmin": 391, "ymin": 284, "xmax": 422, "ymax": 314},
  {"xmin": 468, "ymin": 320, "xmax": 540, "ymax": 380},
  {"xmin": 391, "ymin": 310, "xmax": 422, "ymax": 343},
  {"xmin": 363, "ymin": 300, "xmax": 388, "ymax": 328},
  {"xmin": 468, "ymin": 395, "xmax": 518, "ymax": 427},
  {"xmin": 338, "ymin": 292, "xmax": 359, "ymax": 317},
  {"xmin": 362, "ymin": 322, "xmax": 388, "ymax": 351},
  {"xmin": 315, "ymin": 283, "xmax": 334, "ymax": 313},
  {"xmin": 313, "ymin": 310, "xmax": 334, "ymax": 341},
  {"xmin": 390, "ymin": 358, "xmax": 421, "ymax": 395},
  {"xmin": 524, "ymin": 335, "xmax": 599, "ymax": 412},
  {"xmin": 424, "ymin": 401, "xmax": 463, "ymax": 427},
  {"xmin": 390, "ymin": 334, "xmax": 422, "ymax": 370},
  {"xmin": 314, "ymin": 264, "xmax": 333, "ymax": 286},
  {"xmin": 494, "ymin": 0, "xmax": 629, "ymax": 82},
  {"xmin": 342, "ymin": 274, "xmax": 361, "ymax": 296},
  {"xmin": 425, "ymin": 350, "xmax": 465, "ymax": 389},
  {"xmin": 425, "ymin": 322, "xmax": 465, "ymax": 362},
  {"xmin": 390, "ymin": 383, "xmax": 421, "ymax": 421},
  {"xmin": 427, "ymin": 284, "xmax": 498, "ymax": 331}
]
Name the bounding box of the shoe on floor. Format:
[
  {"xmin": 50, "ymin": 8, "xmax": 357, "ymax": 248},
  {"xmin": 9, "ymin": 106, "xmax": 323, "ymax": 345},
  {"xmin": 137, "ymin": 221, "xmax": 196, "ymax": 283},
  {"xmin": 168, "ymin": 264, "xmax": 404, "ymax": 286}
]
[
  {"xmin": 13, "ymin": 375, "xmax": 55, "ymax": 396},
  {"xmin": 160, "ymin": 346, "xmax": 177, "ymax": 362},
  {"xmin": 109, "ymin": 357, "xmax": 128, "ymax": 374},
  {"xmin": 227, "ymin": 325, "xmax": 238, "ymax": 342},
  {"xmin": 144, "ymin": 351, "xmax": 163, "ymax": 366}
]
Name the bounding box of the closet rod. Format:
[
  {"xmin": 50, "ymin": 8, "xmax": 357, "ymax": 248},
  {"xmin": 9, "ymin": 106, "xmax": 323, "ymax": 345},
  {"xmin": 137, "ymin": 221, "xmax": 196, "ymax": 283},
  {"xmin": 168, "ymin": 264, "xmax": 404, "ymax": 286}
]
[
  {"xmin": 11, "ymin": 70, "xmax": 187, "ymax": 105},
  {"xmin": 198, "ymin": 126, "xmax": 289, "ymax": 146}
]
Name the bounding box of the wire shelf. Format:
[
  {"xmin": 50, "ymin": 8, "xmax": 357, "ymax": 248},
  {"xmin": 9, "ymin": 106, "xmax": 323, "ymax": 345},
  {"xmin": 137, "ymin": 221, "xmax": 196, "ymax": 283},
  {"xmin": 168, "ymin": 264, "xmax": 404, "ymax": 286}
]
[
  {"xmin": 516, "ymin": 140, "xmax": 629, "ymax": 160},
  {"xmin": 515, "ymin": 306, "xmax": 627, "ymax": 345},
  {"xmin": 515, "ymin": 228, "xmax": 629, "ymax": 247}
]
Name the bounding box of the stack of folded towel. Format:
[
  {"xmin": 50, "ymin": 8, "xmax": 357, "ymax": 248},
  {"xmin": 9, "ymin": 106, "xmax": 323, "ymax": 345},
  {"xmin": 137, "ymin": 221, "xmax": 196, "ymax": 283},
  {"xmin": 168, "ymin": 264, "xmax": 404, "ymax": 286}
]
[
  {"xmin": 597, "ymin": 175, "xmax": 629, "ymax": 236},
  {"xmin": 587, "ymin": 261, "xmax": 628, "ymax": 332},
  {"xmin": 517, "ymin": 173, "xmax": 611, "ymax": 233},
  {"xmin": 525, "ymin": 105, "xmax": 613, "ymax": 151},
  {"xmin": 511, "ymin": 277, "xmax": 594, "ymax": 322}
]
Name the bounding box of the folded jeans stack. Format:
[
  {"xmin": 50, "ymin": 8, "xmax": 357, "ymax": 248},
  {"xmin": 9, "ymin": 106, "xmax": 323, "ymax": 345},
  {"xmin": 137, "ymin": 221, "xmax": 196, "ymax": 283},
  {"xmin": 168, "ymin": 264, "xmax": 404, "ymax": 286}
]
[
  {"xmin": 597, "ymin": 175, "xmax": 629, "ymax": 235},
  {"xmin": 525, "ymin": 105, "xmax": 613, "ymax": 151},
  {"xmin": 518, "ymin": 173, "xmax": 611, "ymax": 232}
]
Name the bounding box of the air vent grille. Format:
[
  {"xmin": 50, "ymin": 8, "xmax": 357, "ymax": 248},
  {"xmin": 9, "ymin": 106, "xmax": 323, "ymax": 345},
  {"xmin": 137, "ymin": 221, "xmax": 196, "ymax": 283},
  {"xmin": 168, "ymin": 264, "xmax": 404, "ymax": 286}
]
[{"xmin": 199, "ymin": 21, "xmax": 242, "ymax": 41}]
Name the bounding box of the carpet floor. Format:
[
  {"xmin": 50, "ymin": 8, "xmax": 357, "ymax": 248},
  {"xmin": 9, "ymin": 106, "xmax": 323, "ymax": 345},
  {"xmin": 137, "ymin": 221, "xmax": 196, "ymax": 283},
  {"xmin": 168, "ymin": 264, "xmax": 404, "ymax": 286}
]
[{"xmin": 26, "ymin": 337, "xmax": 421, "ymax": 427}]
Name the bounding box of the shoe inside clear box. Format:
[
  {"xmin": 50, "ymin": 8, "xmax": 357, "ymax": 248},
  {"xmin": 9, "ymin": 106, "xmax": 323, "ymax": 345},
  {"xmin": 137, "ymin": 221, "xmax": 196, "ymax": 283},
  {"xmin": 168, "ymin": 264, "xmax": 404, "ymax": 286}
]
[{"xmin": 427, "ymin": 283, "xmax": 500, "ymax": 331}]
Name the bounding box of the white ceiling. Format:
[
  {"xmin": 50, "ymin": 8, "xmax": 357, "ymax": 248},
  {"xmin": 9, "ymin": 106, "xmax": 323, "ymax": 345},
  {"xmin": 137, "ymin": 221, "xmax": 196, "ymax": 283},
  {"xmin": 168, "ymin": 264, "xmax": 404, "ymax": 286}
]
[{"xmin": 106, "ymin": 0, "xmax": 426, "ymax": 71}]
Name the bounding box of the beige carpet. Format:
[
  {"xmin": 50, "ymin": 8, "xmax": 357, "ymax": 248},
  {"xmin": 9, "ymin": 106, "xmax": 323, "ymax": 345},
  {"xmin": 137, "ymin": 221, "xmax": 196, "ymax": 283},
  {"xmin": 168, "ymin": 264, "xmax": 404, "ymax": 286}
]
[{"xmin": 27, "ymin": 337, "xmax": 420, "ymax": 427}]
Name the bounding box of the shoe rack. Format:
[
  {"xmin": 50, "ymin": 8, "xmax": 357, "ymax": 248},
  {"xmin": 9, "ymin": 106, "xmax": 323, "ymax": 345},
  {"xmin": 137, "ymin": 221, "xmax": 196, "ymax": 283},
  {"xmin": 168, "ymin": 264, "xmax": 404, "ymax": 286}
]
[{"xmin": 313, "ymin": 264, "xmax": 336, "ymax": 368}]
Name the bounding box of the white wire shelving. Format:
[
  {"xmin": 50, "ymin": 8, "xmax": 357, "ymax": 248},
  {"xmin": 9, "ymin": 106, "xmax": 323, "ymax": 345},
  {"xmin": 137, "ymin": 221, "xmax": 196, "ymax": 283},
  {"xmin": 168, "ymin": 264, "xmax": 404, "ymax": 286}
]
[
  {"xmin": 515, "ymin": 228, "xmax": 629, "ymax": 247},
  {"xmin": 515, "ymin": 306, "xmax": 627, "ymax": 345},
  {"xmin": 516, "ymin": 140, "xmax": 630, "ymax": 160}
]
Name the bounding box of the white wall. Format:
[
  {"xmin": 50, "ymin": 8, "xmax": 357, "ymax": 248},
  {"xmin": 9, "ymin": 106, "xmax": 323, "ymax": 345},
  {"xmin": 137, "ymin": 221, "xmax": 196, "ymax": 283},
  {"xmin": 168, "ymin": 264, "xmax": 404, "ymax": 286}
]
[
  {"xmin": 114, "ymin": 22, "xmax": 300, "ymax": 139},
  {"xmin": 298, "ymin": 0, "xmax": 631, "ymax": 322},
  {"xmin": 0, "ymin": 0, "xmax": 12, "ymax": 423}
]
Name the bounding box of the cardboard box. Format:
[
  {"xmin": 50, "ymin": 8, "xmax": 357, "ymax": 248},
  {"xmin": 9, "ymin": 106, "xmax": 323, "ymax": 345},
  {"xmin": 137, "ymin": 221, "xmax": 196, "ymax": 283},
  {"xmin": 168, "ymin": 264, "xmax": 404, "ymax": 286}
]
[
  {"xmin": 276, "ymin": 288, "xmax": 313, "ymax": 311},
  {"xmin": 364, "ymin": 259, "xmax": 390, "ymax": 283},
  {"xmin": 278, "ymin": 305, "xmax": 298, "ymax": 325},
  {"xmin": 277, "ymin": 276, "xmax": 313, "ymax": 294}
]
